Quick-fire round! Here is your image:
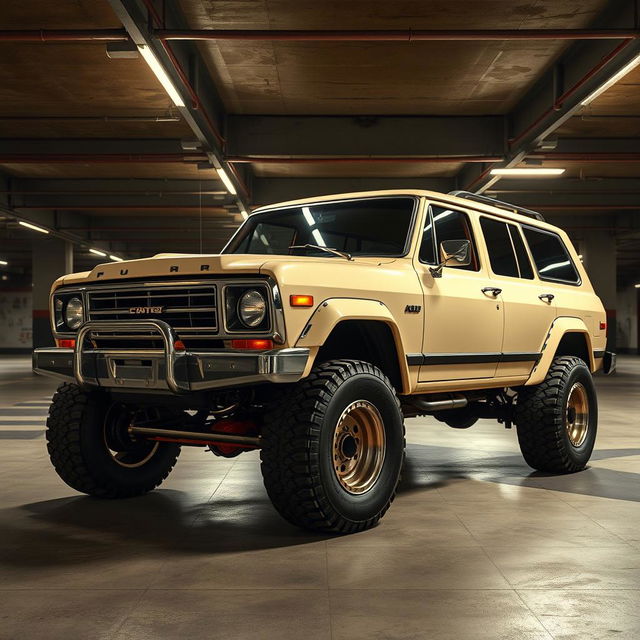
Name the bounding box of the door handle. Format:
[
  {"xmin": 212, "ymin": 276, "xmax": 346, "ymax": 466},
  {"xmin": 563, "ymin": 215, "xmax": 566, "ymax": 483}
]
[
  {"xmin": 538, "ymin": 293, "xmax": 555, "ymax": 302},
  {"xmin": 481, "ymin": 287, "xmax": 502, "ymax": 296}
]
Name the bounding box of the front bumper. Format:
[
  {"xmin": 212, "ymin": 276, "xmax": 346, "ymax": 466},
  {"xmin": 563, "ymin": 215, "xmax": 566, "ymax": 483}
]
[{"xmin": 33, "ymin": 319, "xmax": 309, "ymax": 393}]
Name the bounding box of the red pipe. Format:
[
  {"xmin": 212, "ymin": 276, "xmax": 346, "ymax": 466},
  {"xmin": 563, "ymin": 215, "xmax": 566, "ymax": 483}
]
[
  {"xmin": 14, "ymin": 206, "xmax": 230, "ymax": 211},
  {"xmin": 0, "ymin": 29, "xmax": 129, "ymax": 42},
  {"xmin": 156, "ymin": 28, "xmax": 640, "ymax": 42},
  {"xmin": 226, "ymin": 155, "xmax": 502, "ymax": 164},
  {"xmin": 0, "ymin": 153, "xmax": 207, "ymax": 163}
]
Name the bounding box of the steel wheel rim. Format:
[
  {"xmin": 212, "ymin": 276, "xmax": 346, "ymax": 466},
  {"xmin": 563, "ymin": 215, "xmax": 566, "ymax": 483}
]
[
  {"xmin": 332, "ymin": 400, "xmax": 386, "ymax": 495},
  {"xmin": 103, "ymin": 404, "xmax": 159, "ymax": 468},
  {"xmin": 565, "ymin": 382, "xmax": 589, "ymax": 447}
]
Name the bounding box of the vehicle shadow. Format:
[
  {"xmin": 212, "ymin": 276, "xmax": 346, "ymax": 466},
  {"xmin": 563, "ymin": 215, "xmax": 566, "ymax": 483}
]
[
  {"xmin": 2, "ymin": 444, "xmax": 638, "ymax": 570},
  {"xmin": 399, "ymin": 442, "xmax": 640, "ymax": 503}
]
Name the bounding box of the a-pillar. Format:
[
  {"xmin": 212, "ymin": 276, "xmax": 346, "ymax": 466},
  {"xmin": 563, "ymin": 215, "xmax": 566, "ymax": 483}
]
[
  {"xmin": 32, "ymin": 238, "xmax": 73, "ymax": 348},
  {"xmin": 581, "ymin": 231, "xmax": 616, "ymax": 350}
]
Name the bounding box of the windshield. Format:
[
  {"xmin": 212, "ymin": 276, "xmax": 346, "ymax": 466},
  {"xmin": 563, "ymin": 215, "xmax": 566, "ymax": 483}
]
[{"xmin": 224, "ymin": 197, "xmax": 416, "ymax": 258}]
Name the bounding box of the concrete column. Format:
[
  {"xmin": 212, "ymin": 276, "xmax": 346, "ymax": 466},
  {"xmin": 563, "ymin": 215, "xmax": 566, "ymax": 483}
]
[
  {"xmin": 580, "ymin": 231, "xmax": 616, "ymax": 350},
  {"xmin": 32, "ymin": 239, "xmax": 73, "ymax": 348}
]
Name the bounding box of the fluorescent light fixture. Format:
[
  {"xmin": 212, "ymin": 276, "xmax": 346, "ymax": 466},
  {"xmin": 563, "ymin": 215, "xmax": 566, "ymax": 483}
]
[
  {"xmin": 89, "ymin": 248, "xmax": 107, "ymax": 257},
  {"xmin": 0, "ymin": 260, "xmax": 7, "ymax": 266},
  {"xmin": 137, "ymin": 44, "xmax": 185, "ymax": 108},
  {"xmin": 635, "ymin": 283, "xmax": 640, "ymax": 288},
  {"xmin": 581, "ymin": 54, "xmax": 640, "ymax": 106},
  {"xmin": 302, "ymin": 206, "xmax": 315, "ymax": 226},
  {"xmin": 490, "ymin": 168, "xmax": 565, "ymax": 176},
  {"xmin": 109, "ymin": 254, "xmax": 123, "ymax": 262},
  {"xmin": 216, "ymin": 167, "xmax": 237, "ymax": 195},
  {"xmin": 19, "ymin": 220, "xmax": 49, "ymax": 234}
]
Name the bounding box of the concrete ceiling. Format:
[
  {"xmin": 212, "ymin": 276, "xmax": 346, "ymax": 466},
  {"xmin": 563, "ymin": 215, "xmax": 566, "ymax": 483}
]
[{"xmin": 0, "ymin": 0, "xmax": 638, "ymax": 283}]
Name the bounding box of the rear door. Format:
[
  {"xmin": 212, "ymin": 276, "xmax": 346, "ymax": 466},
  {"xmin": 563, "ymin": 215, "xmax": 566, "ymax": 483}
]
[{"xmin": 478, "ymin": 216, "xmax": 557, "ymax": 378}]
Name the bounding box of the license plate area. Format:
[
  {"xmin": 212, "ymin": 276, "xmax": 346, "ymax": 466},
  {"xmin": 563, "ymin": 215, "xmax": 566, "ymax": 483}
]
[{"xmin": 107, "ymin": 357, "xmax": 159, "ymax": 387}]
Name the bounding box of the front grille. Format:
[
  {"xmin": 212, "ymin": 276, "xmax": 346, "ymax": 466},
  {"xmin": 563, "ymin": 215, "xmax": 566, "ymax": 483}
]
[{"xmin": 87, "ymin": 284, "xmax": 218, "ymax": 339}]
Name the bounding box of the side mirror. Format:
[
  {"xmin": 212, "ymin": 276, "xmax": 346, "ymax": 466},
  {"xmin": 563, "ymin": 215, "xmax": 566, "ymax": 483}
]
[{"xmin": 429, "ymin": 239, "xmax": 471, "ymax": 278}]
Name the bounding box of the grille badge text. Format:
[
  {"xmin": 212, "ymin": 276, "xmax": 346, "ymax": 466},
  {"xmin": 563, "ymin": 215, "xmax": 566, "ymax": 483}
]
[{"xmin": 129, "ymin": 306, "xmax": 164, "ymax": 315}]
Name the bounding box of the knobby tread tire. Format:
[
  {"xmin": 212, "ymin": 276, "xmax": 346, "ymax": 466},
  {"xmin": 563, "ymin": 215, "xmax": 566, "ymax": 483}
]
[
  {"xmin": 46, "ymin": 382, "xmax": 180, "ymax": 498},
  {"xmin": 515, "ymin": 356, "xmax": 597, "ymax": 473},
  {"xmin": 260, "ymin": 359, "xmax": 405, "ymax": 534}
]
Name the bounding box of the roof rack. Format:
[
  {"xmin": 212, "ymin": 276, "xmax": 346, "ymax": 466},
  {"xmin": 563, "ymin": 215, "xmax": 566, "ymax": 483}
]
[{"xmin": 448, "ymin": 190, "xmax": 545, "ymax": 222}]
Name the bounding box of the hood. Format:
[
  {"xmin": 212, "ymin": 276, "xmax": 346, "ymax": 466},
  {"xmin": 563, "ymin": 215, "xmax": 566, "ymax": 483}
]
[{"xmin": 52, "ymin": 252, "xmax": 397, "ymax": 291}]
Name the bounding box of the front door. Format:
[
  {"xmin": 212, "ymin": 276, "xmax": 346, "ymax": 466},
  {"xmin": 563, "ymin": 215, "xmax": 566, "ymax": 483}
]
[{"xmin": 417, "ymin": 204, "xmax": 504, "ymax": 382}]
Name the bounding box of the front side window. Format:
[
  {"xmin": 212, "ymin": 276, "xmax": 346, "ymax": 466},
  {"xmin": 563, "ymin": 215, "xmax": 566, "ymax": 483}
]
[
  {"xmin": 420, "ymin": 205, "xmax": 479, "ymax": 271},
  {"xmin": 522, "ymin": 226, "xmax": 580, "ymax": 284},
  {"xmin": 225, "ymin": 197, "xmax": 416, "ymax": 258}
]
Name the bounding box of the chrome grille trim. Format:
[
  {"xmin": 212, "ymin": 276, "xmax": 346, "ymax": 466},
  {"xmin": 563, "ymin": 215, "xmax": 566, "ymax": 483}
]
[{"xmin": 87, "ymin": 283, "xmax": 217, "ymax": 335}]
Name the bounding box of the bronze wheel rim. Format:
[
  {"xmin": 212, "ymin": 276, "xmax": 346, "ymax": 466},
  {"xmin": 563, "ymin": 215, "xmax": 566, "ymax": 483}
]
[
  {"xmin": 332, "ymin": 400, "xmax": 386, "ymax": 495},
  {"xmin": 565, "ymin": 382, "xmax": 589, "ymax": 447}
]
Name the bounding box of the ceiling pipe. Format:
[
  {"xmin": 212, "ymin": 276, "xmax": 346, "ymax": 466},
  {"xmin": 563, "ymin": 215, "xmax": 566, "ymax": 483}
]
[
  {"xmin": 0, "ymin": 115, "xmax": 180, "ymax": 122},
  {"xmin": 226, "ymin": 155, "xmax": 503, "ymax": 164},
  {"xmin": 2, "ymin": 28, "xmax": 637, "ymax": 44},
  {"xmin": 0, "ymin": 29, "xmax": 129, "ymax": 42},
  {"xmin": 156, "ymin": 28, "xmax": 640, "ymax": 42},
  {"xmin": 14, "ymin": 206, "xmax": 231, "ymax": 211},
  {"xmin": 529, "ymin": 152, "xmax": 640, "ymax": 162},
  {"xmin": 0, "ymin": 153, "xmax": 208, "ymax": 163}
]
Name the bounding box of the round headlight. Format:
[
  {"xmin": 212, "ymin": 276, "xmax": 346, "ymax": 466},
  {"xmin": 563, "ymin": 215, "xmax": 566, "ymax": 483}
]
[
  {"xmin": 64, "ymin": 297, "xmax": 84, "ymax": 330},
  {"xmin": 238, "ymin": 289, "xmax": 266, "ymax": 328}
]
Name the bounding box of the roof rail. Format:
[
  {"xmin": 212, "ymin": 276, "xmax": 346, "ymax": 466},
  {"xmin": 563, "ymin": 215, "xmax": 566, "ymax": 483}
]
[{"xmin": 448, "ymin": 190, "xmax": 545, "ymax": 222}]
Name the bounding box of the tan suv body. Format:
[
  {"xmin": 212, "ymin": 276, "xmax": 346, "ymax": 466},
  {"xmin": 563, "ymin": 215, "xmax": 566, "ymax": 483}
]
[{"xmin": 33, "ymin": 190, "xmax": 615, "ymax": 533}]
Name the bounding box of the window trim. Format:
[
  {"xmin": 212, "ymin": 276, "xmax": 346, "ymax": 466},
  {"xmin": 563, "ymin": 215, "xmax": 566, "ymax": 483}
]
[
  {"xmin": 507, "ymin": 223, "xmax": 535, "ymax": 280},
  {"xmin": 222, "ymin": 195, "xmax": 420, "ymax": 259},
  {"xmin": 521, "ymin": 224, "xmax": 582, "ymax": 286},
  {"xmin": 418, "ymin": 203, "xmax": 481, "ymax": 271}
]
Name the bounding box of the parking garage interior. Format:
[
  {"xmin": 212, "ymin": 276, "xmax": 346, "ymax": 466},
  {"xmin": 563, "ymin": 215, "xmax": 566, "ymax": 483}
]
[{"xmin": 1, "ymin": 1, "xmax": 639, "ymax": 638}]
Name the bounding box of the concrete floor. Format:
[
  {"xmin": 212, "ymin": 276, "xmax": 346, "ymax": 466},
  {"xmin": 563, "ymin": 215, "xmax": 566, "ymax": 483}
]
[{"xmin": 0, "ymin": 356, "xmax": 639, "ymax": 640}]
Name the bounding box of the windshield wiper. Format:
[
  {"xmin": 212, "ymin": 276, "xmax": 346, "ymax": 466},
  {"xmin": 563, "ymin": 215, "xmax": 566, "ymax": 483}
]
[{"xmin": 289, "ymin": 244, "xmax": 353, "ymax": 261}]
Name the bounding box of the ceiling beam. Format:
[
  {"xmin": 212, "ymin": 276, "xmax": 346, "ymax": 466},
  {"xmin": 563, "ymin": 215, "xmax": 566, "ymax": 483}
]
[
  {"xmin": 226, "ymin": 116, "xmax": 505, "ymax": 158},
  {"xmin": 458, "ymin": 0, "xmax": 640, "ymax": 193},
  {"xmin": 107, "ymin": 0, "xmax": 250, "ymax": 210},
  {"xmin": 252, "ymin": 177, "xmax": 454, "ymax": 205}
]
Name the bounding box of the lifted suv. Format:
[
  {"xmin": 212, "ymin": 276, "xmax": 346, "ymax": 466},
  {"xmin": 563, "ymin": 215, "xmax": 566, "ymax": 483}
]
[{"xmin": 34, "ymin": 189, "xmax": 615, "ymax": 533}]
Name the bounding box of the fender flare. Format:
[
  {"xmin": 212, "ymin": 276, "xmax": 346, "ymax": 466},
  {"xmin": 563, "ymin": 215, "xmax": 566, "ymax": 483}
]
[
  {"xmin": 295, "ymin": 298, "xmax": 411, "ymax": 392},
  {"xmin": 525, "ymin": 316, "xmax": 595, "ymax": 386}
]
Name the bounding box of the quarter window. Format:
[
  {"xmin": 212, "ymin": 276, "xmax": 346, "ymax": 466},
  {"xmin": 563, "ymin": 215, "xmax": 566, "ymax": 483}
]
[
  {"xmin": 420, "ymin": 205, "xmax": 479, "ymax": 271},
  {"xmin": 522, "ymin": 226, "xmax": 580, "ymax": 284}
]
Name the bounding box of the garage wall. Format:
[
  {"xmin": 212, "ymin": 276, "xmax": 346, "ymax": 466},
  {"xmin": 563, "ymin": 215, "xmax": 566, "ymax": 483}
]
[{"xmin": 617, "ymin": 285, "xmax": 639, "ymax": 354}]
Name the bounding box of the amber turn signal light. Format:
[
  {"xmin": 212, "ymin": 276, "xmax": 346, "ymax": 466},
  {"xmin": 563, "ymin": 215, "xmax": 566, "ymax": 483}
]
[
  {"xmin": 290, "ymin": 295, "xmax": 314, "ymax": 307},
  {"xmin": 56, "ymin": 339, "xmax": 76, "ymax": 348},
  {"xmin": 231, "ymin": 339, "xmax": 274, "ymax": 350}
]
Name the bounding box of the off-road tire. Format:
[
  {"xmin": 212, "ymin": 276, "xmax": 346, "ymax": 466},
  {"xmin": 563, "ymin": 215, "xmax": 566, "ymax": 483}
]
[
  {"xmin": 515, "ymin": 356, "xmax": 597, "ymax": 473},
  {"xmin": 260, "ymin": 360, "xmax": 405, "ymax": 534},
  {"xmin": 46, "ymin": 383, "xmax": 181, "ymax": 498}
]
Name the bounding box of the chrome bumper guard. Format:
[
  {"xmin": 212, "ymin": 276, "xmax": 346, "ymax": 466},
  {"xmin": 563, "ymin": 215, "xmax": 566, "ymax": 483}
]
[{"xmin": 33, "ymin": 320, "xmax": 309, "ymax": 393}]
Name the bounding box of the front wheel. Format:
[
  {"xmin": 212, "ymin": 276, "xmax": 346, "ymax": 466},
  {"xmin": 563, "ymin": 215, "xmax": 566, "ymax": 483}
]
[
  {"xmin": 260, "ymin": 360, "xmax": 405, "ymax": 533},
  {"xmin": 515, "ymin": 356, "xmax": 597, "ymax": 473},
  {"xmin": 46, "ymin": 383, "xmax": 181, "ymax": 498}
]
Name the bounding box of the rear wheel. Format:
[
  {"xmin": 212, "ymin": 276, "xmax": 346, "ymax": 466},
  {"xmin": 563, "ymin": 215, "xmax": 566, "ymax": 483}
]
[
  {"xmin": 260, "ymin": 360, "xmax": 405, "ymax": 533},
  {"xmin": 515, "ymin": 356, "xmax": 597, "ymax": 473},
  {"xmin": 46, "ymin": 383, "xmax": 181, "ymax": 498}
]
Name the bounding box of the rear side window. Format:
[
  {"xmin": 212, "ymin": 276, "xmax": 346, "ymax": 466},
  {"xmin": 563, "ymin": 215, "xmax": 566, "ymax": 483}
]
[
  {"xmin": 480, "ymin": 217, "xmax": 519, "ymax": 277},
  {"xmin": 522, "ymin": 226, "xmax": 580, "ymax": 284},
  {"xmin": 420, "ymin": 205, "xmax": 479, "ymax": 271}
]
